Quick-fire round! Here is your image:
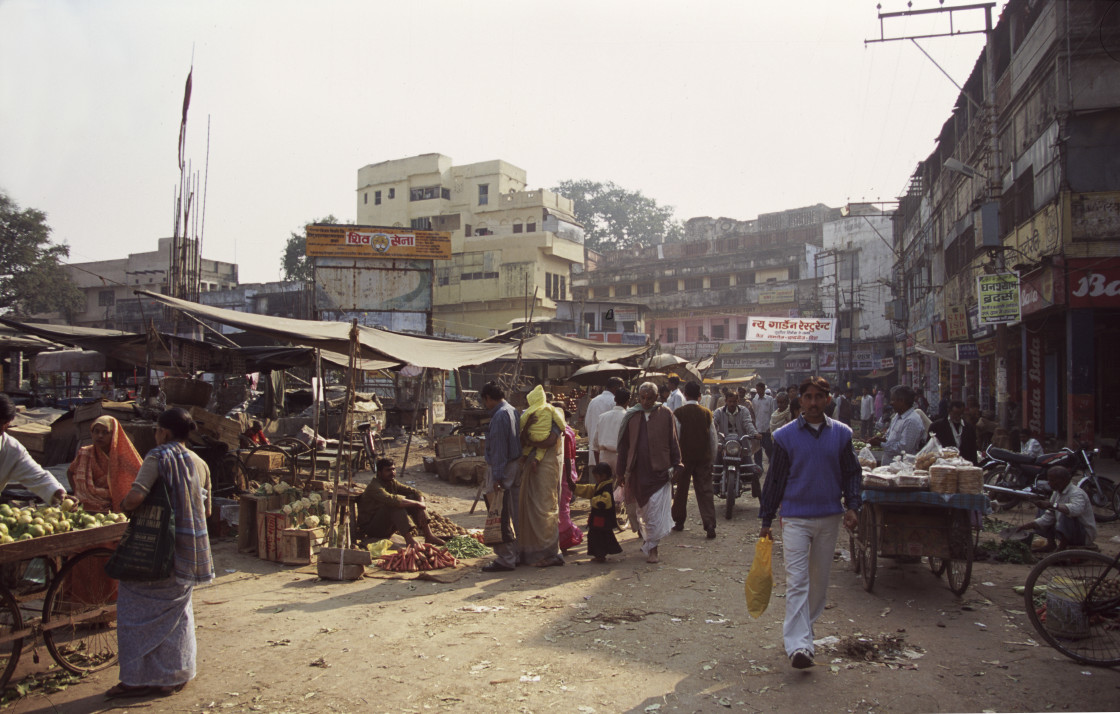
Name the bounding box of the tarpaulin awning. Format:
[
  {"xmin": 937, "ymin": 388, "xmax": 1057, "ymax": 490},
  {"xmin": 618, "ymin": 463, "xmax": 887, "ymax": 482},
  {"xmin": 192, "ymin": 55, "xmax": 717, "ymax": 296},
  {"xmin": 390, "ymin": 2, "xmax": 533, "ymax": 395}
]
[
  {"xmin": 859, "ymin": 368, "xmax": 896, "ymax": 379},
  {"xmin": 32, "ymin": 349, "xmax": 106, "ymax": 373},
  {"xmin": 508, "ymin": 333, "xmax": 650, "ymax": 363},
  {"xmin": 136, "ymin": 290, "xmax": 517, "ymax": 371}
]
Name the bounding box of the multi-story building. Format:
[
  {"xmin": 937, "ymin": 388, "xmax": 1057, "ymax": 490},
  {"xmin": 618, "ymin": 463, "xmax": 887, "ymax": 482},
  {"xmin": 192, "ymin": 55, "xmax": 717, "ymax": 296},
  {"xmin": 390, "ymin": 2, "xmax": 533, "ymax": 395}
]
[
  {"xmin": 892, "ymin": 0, "xmax": 1120, "ymax": 444},
  {"xmin": 199, "ymin": 281, "xmax": 311, "ymax": 333},
  {"xmin": 59, "ymin": 237, "xmax": 238, "ymax": 333},
  {"xmin": 354, "ymin": 154, "xmax": 585, "ymax": 340},
  {"xmin": 576, "ymin": 205, "xmax": 895, "ymax": 386}
]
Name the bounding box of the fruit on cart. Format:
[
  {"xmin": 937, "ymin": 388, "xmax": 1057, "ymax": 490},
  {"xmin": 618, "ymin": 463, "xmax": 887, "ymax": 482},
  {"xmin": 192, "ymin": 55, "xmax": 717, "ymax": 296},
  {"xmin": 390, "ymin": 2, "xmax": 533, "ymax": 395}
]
[{"xmin": 0, "ymin": 501, "xmax": 126, "ymax": 542}]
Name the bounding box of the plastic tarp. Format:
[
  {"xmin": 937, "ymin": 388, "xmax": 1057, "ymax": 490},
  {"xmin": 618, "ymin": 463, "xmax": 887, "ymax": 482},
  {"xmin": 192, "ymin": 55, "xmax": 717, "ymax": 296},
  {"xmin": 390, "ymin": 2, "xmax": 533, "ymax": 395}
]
[
  {"xmin": 136, "ymin": 290, "xmax": 518, "ymax": 371},
  {"xmin": 509, "ymin": 333, "xmax": 650, "ymax": 363},
  {"xmin": 32, "ymin": 349, "xmax": 106, "ymax": 373}
]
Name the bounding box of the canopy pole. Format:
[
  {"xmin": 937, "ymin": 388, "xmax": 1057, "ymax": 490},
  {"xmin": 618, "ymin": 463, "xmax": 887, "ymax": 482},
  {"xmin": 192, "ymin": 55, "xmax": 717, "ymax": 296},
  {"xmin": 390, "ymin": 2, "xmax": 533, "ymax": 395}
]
[
  {"xmin": 310, "ymin": 348, "xmax": 321, "ymax": 487},
  {"xmin": 334, "ymin": 320, "xmax": 359, "ymax": 549},
  {"xmin": 399, "ymin": 367, "xmax": 426, "ymax": 478}
]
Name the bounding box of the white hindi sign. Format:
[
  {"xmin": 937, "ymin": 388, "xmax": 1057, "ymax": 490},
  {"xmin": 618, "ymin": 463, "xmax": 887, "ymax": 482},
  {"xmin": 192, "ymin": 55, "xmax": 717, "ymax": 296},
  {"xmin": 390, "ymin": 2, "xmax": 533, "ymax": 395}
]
[{"xmin": 745, "ymin": 317, "xmax": 836, "ymax": 344}]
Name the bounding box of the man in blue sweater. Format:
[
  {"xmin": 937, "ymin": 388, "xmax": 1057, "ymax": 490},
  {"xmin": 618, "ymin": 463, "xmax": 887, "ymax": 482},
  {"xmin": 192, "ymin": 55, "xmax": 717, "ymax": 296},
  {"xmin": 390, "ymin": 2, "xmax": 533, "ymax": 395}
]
[{"xmin": 759, "ymin": 376, "xmax": 862, "ymax": 670}]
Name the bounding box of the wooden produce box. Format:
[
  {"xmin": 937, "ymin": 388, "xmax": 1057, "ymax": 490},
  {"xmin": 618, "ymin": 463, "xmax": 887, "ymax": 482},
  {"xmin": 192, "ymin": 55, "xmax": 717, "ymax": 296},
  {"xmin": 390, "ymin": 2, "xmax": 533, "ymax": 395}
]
[
  {"xmin": 280, "ymin": 527, "xmax": 326, "ymax": 565},
  {"xmin": 436, "ymin": 435, "xmax": 466, "ymax": 458},
  {"xmin": 6, "ymin": 423, "xmax": 51, "ymax": 453},
  {"xmin": 188, "ymin": 406, "xmax": 242, "ymax": 449},
  {"xmin": 256, "ymin": 510, "xmax": 290, "ymax": 562},
  {"xmin": 237, "ymin": 494, "xmax": 287, "ymax": 553},
  {"xmin": 245, "ymin": 450, "xmax": 286, "ymax": 471}
]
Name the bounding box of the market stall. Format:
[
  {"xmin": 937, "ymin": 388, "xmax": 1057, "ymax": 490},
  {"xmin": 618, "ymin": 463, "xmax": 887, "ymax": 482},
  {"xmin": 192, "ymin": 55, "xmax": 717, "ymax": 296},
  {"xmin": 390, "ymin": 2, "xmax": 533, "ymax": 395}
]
[{"xmin": 850, "ymin": 445, "xmax": 991, "ymax": 596}]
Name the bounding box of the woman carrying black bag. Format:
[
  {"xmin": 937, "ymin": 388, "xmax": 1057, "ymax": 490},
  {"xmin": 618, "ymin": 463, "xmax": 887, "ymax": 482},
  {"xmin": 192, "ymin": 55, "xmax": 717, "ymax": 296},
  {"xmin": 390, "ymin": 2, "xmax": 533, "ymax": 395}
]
[{"xmin": 106, "ymin": 408, "xmax": 213, "ymax": 699}]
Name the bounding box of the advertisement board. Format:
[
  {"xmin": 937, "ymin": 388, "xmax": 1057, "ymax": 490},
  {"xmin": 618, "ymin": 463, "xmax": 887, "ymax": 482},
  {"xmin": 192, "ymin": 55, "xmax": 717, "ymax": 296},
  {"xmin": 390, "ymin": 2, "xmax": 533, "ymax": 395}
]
[
  {"xmin": 306, "ymin": 224, "xmax": 452, "ymax": 260},
  {"xmin": 746, "ymin": 317, "xmax": 835, "ymax": 343},
  {"xmin": 977, "ymin": 273, "xmax": 1021, "ymax": 325}
]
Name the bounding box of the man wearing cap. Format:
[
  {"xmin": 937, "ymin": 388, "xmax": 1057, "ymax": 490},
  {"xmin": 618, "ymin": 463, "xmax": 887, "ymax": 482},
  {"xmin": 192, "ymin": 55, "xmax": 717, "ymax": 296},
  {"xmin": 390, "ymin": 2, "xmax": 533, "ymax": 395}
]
[{"xmin": 759, "ymin": 377, "xmax": 861, "ymax": 671}]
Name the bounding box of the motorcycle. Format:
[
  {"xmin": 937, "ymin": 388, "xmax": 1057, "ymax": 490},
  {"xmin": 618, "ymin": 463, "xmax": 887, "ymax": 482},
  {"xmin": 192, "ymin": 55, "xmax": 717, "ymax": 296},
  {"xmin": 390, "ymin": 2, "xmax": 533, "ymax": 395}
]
[
  {"xmin": 981, "ymin": 442, "xmax": 1119, "ymax": 522},
  {"xmin": 712, "ymin": 432, "xmax": 764, "ymax": 520}
]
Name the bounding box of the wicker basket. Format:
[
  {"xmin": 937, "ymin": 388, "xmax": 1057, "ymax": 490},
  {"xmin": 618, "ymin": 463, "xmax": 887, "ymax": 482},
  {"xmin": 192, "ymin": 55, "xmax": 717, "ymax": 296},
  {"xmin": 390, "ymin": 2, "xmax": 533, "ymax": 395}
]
[
  {"xmin": 928, "ymin": 464, "xmax": 958, "ymax": 494},
  {"xmin": 161, "ymin": 377, "xmax": 213, "ymax": 407}
]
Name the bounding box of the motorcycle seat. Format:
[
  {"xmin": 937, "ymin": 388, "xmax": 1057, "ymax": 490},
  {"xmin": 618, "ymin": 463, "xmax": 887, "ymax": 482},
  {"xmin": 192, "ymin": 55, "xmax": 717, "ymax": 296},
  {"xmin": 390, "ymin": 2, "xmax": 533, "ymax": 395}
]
[
  {"xmin": 1036, "ymin": 451, "xmax": 1072, "ymax": 466},
  {"xmin": 986, "ymin": 447, "xmax": 1037, "ymax": 465}
]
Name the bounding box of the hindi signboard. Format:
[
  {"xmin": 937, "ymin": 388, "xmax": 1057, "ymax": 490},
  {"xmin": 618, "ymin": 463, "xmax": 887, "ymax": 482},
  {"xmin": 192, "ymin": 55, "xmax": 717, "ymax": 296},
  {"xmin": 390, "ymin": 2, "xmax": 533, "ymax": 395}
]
[
  {"xmin": 306, "ymin": 224, "xmax": 452, "ymax": 260},
  {"xmin": 976, "ymin": 273, "xmax": 1021, "ymax": 325},
  {"xmin": 746, "ymin": 317, "xmax": 835, "ymax": 343}
]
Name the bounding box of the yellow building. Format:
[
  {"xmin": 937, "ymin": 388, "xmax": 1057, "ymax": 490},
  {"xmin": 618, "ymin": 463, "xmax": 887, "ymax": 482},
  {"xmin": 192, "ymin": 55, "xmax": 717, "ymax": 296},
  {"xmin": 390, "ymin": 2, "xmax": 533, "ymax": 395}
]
[{"xmin": 356, "ymin": 154, "xmax": 585, "ymax": 339}]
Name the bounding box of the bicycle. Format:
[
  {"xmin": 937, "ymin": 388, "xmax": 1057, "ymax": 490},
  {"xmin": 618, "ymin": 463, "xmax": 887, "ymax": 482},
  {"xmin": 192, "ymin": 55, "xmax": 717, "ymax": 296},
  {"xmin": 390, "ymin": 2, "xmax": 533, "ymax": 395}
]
[{"xmin": 1023, "ymin": 547, "xmax": 1120, "ymax": 666}]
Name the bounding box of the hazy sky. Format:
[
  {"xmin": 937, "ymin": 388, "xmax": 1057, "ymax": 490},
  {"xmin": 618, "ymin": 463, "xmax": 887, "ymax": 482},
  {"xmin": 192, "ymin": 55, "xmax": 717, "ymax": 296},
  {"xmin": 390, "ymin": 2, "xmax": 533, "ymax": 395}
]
[{"xmin": 0, "ymin": 0, "xmax": 1003, "ymax": 284}]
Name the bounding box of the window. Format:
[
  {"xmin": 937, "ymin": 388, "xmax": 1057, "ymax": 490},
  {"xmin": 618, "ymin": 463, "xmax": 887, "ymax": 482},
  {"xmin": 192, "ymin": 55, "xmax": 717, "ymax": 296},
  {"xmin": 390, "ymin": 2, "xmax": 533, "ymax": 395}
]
[
  {"xmin": 637, "ymin": 282, "xmax": 654, "ymax": 296},
  {"xmin": 478, "ymin": 184, "xmax": 489, "ymax": 205},
  {"xmin": 464, "ymin": 224, "xmax": 472, "ymax": 237},
  {"xmin": 363, "ymin": 192, "xmax": 368, "ymax": 205},
  {"xmin": 584, "ymin": 312, "xmax": 596, "ymax": 328},
  {"xmin": 388, "ymin": 188, "xmax": 395, "ymax": 199},
  {"xmin": 659, "ymin": 279, "xmax": 678, "ymax": 294},
  {"xmin": 616, "ymin": 284, "xmax": 633, "ymax": 297},
  {"xmin": 737, "ymin": 323, "xmax": 748, "ymax": 339},
  {"xmin": 409, "ymin": 186, "xmax": 441, "ymax": 201},
  {"xmin": 665, "ymin": 327, "xmax": 678, "ymax": 343},
  {"xmin": 839, "ymin": 311, "xmax": 853, "ymax": 330},
  {"xmin": 739, "ymin": 272, "xmax": 755, "ymax": 285},
  {"xmin": 710, "ymin": 275, "xmax": 731, "ymax": 289},
  {"xmin": 441, "ymin": 187, "xmax": 451, "ymax": 200},
  {"xmin": 527, "ymin": 222, "xmax": 536, "ymax": 232},
  {"xmin": 374, "ymin": 190, "xmax": 382, "ymax": 206},
  {"xmin": 559, "ymin": 276, "xmax": 566, "ymax": 301},
  {"xmin": 410, "ymin": 217, "xmax": 432, "ymax": 230},
  {"xmin": 513, "ymin": 223, "xmax": 523, "ymax": 234},
  {"xmin": 98, "ymin": 290, "xmax": 115, "ymax": 306},
  {"xmin": 711, "ymin": 320, "xmax": 728, "ymax": 340},
  {"xmin": 684, "ymin": 277, "xmax": 704, "ymax": 291}
]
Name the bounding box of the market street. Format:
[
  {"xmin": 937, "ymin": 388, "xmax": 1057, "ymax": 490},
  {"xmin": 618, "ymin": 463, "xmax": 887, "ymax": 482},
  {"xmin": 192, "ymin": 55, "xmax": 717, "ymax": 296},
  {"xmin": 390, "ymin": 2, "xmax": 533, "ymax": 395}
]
[{"xmin": 8, "ymin": 446, "xmax": 1120, "ymax": 714}]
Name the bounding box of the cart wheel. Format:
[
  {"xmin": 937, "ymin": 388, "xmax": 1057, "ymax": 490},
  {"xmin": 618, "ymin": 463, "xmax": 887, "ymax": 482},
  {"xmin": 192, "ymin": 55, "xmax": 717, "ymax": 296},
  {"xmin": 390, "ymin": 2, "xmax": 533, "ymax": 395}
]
[
  {"xmin": 860, "ymin": 507, "xmax": 877, "ymax": 592},
  {"xmin": 945, "ymin": 518, "xmax": 974, "ymax": 596},
  {"xmin": 220, "ymin": 453, "xmax": 250, "ymax": 494},
  {"xmin": 928, "ymin": 556, "xmax": 947, "ymax": 577},
  {"xmin": 849, "ymin": 531, "xmax": 861, "ymax": 574},
  {"xmin": 42, "ymin": 548, "xmax": 118, "ymax": 674},
  {"xmin": 0, "ymin": 586, "xmax": 23, "ymax": 690}
]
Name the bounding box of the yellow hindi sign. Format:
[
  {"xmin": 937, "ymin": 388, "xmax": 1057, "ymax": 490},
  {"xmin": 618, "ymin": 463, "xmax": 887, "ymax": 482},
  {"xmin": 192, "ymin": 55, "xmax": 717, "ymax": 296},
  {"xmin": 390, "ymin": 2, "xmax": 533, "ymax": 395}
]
[{"xmin": 306, "ymin": 224, "xmax": 452, "ymax": 260}]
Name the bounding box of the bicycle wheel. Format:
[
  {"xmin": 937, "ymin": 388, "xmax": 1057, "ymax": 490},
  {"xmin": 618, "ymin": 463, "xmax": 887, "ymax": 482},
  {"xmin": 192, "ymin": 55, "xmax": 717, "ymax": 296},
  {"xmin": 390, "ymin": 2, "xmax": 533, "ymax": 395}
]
[
  {"xmin": 41, "ymin": 548, "xmax": 119, "ymax": 674},
  {"xmin": 1023, "ymin": 549, "xmax": 1120, "ymax": 666},
  {"xmin": 0, "ymin": 586, "xmax": 23, "ymax": 690},
  {"xmin": 928, "ymin": 556, "xmax": 947, "ymax": 577},
  {"xmin": 1081, "ymin": 476, "xmax": 1120, "ymax": 524},
  {"xmin": 850, "ymin": 531, "xmax": 861, "ymax": 574}
]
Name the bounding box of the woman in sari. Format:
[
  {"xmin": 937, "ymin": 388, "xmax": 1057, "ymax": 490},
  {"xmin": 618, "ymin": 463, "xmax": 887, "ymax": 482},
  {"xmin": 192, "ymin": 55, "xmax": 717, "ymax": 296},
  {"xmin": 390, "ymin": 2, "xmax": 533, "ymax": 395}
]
[
  {"xmin": 107, "ymin": 408, "xmax": 213, "ymax": 699},
  {"xmin": 554, "ymin": 405, "xmax": 584, "ymax": 553},
  {"xmin": 67, "ymin": 416, "xmax": 142, "ymax": 513},
  {"xmin": 518, "ymin": 386, "xmax": 565, "ymax": 567}
]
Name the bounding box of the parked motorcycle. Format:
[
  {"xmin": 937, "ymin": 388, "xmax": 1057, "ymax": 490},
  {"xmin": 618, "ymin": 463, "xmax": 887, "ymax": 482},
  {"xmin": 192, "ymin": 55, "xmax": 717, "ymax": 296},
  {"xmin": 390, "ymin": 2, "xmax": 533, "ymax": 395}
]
[
  {"xmin": 981, "ymin": 442, "xmax": 1119, "ymax": 522},
  {"xmin": 712, "ymin": 433, "xmax": 764, "ymax": 520}
]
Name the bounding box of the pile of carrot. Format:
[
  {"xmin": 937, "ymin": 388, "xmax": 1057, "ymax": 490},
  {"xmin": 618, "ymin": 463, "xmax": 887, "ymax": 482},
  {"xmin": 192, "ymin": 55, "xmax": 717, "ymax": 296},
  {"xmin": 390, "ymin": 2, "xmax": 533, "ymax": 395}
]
[{"xmin": 378, "ymin": 543, "xmax": 458, "ymax": 572}]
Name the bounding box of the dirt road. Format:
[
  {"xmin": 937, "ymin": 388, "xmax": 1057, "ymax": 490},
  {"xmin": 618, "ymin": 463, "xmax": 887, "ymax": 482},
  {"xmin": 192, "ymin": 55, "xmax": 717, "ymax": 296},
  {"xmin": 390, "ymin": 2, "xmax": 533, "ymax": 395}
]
[{"xmin": 7, "ymin": 448, "xmax": 1120, "ymax": 713}]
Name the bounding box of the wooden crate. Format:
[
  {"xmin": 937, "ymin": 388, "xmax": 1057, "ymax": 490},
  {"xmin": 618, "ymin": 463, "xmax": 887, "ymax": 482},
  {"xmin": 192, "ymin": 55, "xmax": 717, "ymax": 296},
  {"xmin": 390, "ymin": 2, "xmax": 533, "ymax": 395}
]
[
  {"xmin": 245, "ymin": 450, "xmax": 286, "ymax": 471},
  {"xmin": 256, "ymin": 510, "xmax": 290, "ymax": 562},
  {"xmin": 436, "ymin": 435, "xmax": 466, "ymax": 459},
  {"xmin": 189, "ymin": 406, "xmax": 241, "ymax": 448},
  {"xmin": 238, "ymin": 497, "xmax": 259, "ymax": 553},
  {"xmin": 280, "ymin": 527, "xmax": 326, "ymax": 565},
  {"xmin": 7, "ymin": 423, "xmax": 51, "ymax": 453}
]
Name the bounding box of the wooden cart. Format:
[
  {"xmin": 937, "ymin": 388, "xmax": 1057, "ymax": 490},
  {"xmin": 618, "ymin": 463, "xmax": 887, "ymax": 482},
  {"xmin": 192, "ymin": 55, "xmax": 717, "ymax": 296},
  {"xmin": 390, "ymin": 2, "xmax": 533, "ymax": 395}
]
[
  {"xmin": 850, "ymin": 490, "xmax": 989, "ymax": 596},
  {"xmin": 0, "ymin": 522, "xmax": 126, "ymax": 688}
]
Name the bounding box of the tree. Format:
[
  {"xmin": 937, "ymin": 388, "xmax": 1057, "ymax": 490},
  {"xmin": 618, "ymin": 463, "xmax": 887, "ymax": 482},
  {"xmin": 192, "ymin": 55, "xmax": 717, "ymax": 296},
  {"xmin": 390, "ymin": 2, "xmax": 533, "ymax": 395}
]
[
  {"xmin": 0, "ymin": 192, "xmax": 84, "ymax": 319},
  {"xmin": 551, "ymin": 180, "xmax": 684, "ymax": 251},
  {"xmin": 281, "ymin": 215, "xmax": 338, "ymax": 282}
]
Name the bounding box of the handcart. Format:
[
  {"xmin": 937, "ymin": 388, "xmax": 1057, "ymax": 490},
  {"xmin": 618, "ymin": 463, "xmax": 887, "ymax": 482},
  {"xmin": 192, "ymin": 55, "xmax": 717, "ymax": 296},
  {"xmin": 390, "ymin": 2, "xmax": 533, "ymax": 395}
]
[
  {"xmin": 0, "ymin": 523, "xmax": 126, "ymax": 688},
  {"xmin": 850, "ymin": 490, "xmax": 990, "ymax": 596}
]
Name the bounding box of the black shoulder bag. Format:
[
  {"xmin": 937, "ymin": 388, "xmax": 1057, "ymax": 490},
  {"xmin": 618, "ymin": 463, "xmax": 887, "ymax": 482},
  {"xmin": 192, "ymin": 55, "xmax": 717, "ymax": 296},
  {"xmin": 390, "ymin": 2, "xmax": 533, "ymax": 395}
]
[{"xmin": 104, "ymin": 478, "xmax": 176, "ymax": 581}]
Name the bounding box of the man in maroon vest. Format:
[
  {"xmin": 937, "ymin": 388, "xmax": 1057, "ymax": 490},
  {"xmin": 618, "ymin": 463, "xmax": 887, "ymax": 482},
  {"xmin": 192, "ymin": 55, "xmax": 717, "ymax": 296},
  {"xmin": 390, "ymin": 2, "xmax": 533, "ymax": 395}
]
[
  {"xmin": 616, "ymin": 382, "xmax": 683, "ymax": 563},
  {"xmin": 672, "ymin": 381, "xmax": 718, "ymax": 539}
]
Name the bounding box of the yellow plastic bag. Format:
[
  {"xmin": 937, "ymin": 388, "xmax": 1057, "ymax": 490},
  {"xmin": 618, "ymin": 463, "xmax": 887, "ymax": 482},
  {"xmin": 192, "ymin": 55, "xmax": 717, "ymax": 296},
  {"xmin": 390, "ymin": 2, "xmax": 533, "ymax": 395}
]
[
  {"xmin": 366, "ymin": 539, "xmax": 396, "ymax": 558},
  {"xmin": 744, "ymin": 535, "xmax": 773, "ymax": 618}
]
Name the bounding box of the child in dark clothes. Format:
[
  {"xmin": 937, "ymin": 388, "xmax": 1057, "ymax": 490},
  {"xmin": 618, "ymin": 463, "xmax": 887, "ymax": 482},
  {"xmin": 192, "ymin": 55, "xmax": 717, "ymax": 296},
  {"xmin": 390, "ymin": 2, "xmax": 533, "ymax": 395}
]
[{"xmin": 573, "ymin": 463, "xmax": 624, "ymax": 562}]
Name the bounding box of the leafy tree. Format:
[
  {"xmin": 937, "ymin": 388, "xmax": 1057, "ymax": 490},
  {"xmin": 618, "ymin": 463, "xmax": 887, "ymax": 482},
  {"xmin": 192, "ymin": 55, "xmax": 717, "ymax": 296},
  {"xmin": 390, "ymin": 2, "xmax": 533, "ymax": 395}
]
[
  {"xmin": 0, "ymin": 192, "xmax": 84, "ymax": 318},
  {"xmin": 282, "ymin": 215, "xmax": 338, "ymax": 282},
  {"xmin": 551, "ymin": 180, "xmax": 684, "ymax": 251}
]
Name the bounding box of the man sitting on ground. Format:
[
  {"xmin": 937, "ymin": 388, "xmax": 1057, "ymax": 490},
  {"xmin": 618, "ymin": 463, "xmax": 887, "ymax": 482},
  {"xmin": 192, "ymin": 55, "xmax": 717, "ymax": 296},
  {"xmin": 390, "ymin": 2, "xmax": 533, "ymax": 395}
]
[
  {"xmin": 356, "ymin": 458, "xmax": 445, "ymax": 547},
  {"xmin": 1017, "ymin": 466, "xmax": 1096, "ymax": 552}
]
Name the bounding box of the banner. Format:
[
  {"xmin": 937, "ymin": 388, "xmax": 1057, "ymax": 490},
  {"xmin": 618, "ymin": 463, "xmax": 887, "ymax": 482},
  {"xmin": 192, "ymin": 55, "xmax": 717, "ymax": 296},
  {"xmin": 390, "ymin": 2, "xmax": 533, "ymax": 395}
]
[
  {"xmin": 976, "ymin": 273, "xmax": 1021, "ymax": 325},
  {"xmin": 746, "ymin": 317, "xmax": 835, "ymax": 343},
  {"xmin": 306, "ymin": 224, "xmax": 452, "ymax": 259}
]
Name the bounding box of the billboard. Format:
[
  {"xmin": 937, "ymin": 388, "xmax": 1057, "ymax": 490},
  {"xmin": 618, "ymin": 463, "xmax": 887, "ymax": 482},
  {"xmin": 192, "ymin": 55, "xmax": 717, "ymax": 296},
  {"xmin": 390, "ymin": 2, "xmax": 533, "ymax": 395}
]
[
  {"xmin": 306, "ymin": 224, "xmax": 452, "ymax": 260},
  {"xmin": 746, "ymin": 317, "xmax": 836, "ymax": 343}
]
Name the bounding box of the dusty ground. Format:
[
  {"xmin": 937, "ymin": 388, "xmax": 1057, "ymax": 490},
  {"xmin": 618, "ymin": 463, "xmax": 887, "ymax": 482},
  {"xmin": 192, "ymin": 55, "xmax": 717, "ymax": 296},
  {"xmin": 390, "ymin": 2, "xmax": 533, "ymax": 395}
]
[{"xmin": 6, "ymin": 443, "xmax": 1120, "ymax": 714}]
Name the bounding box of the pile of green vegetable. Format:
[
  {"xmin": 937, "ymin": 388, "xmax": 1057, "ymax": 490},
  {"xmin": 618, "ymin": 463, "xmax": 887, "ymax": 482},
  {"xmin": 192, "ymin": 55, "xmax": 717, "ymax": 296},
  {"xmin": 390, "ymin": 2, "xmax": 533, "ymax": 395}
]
[{"xmin": 443, "ymin": 535, "xmax": 491, "ymax": 559}]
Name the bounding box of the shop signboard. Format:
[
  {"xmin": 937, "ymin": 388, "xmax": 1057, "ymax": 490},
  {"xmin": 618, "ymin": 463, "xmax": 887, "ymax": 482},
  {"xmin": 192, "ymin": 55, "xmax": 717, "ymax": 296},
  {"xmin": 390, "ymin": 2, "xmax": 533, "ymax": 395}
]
[
  {"xmin": 1020, "ymin": 266, "xmax": 1063, "ymax": 316},
  {"xmin": 1026, "ymin": 333, "xmax": 1044, "ymax": 436},
  {"xmin": 613, "ymin": 308, "xmax": 640, "ymax": 322},
  {"xmin": 306, "ymin": 224, "xmax": 452, "ymax": 259},
  {"xmin": 880, "ymin": 357, "xmax": 895, "ymax": 369},
  {"xmin": 946, "ymin": 304, "xmax": 969, "ymax": 340},
  {"xmin": 853, "ymin": 350, "xmax": 875, "ymax": 370},
  {"xmin": 955, "ymin": 343, "xmax": 980, "ymax": 361},
  {"xmin": 977, "ymin": 273, "xmax": 1021, "ymax": 325},
  {"xmin": 746, "ymin": 317, "xmax": 835, "ymax": 343},
  {"xmin": 784, "ymin": 357, "xmax": 812, "ymax": 371},
  {"xmin": 1068, "ymin": 258, "xmax": 1120, "ymax": 308},
  {"xmin": 720, "ymin": 356, "xmax": 776, "ymax": 370},
  {"xmin": 758, "ymin": 288, "xmax": 797, "ymax": 305}
]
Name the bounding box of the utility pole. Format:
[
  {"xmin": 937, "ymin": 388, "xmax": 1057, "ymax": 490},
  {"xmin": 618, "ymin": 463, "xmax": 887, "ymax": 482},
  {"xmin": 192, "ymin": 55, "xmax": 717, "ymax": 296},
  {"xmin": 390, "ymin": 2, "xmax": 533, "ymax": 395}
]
[{"xmin": 866, "ymin": 1, "xmax": 1006, "ymax": 424}]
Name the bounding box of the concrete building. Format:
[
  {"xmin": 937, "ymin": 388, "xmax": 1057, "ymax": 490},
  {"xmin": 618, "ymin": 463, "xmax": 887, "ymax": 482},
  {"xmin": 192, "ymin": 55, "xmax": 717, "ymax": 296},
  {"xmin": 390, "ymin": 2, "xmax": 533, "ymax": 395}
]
[
  {"xmin": 575, "ymin": 205, "xmax": 851, "ymax": 385},
  {"xmin": 891, "ymin": 0, "xmax": 1120, "ymax": 445},
  {"xmin": 355, "ymin": 154, "xmax": 585, "ymax": 339},
  {"xmin": 60, "ymin": 237, "xmax": 238, "ymax": 333},
  {"xmin": 199, "ymin": 281, "xmax": 311, "ymax": 334}
]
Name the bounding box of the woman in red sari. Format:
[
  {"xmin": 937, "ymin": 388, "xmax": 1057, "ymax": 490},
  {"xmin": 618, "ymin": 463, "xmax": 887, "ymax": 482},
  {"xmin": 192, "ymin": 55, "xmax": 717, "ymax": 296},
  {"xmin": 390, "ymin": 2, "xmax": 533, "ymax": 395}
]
[
  {"xmin": 67, "ymin": 416, "xmax": 142, "ymax": 512},
  {"xmin": 555, "ymin": 407, "xmax": 585, "ymax": 553}
]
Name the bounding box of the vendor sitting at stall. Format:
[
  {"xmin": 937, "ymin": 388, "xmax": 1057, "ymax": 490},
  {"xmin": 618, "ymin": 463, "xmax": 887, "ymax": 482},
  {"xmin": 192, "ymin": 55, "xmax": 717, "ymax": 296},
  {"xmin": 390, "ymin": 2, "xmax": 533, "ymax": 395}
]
[
  {"xmin": 67, "ymin": 415, "xmax": 143, "ymax": 513},
  {"xmin": 356, "ymin": 458, "xmax": 444, "ymax": 547},
  {"xmin": 1016, "ymin": 466, "xmax": 1096, "ymax": 552},
  {"xmin": 0, "ymin": 394, "xmax": 66, "ymax": 505},
  {"xmin": 241, "ymin": 421, "xmax": 269, "ymax": 447}
]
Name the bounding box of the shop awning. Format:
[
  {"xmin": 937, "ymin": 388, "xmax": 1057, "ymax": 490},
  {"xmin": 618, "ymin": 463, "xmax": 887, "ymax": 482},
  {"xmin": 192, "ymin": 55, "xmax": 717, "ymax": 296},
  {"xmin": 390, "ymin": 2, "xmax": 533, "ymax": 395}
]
[{"xmin": 859, "ymin": 368, "xmax": 896, "ymax": 379}]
